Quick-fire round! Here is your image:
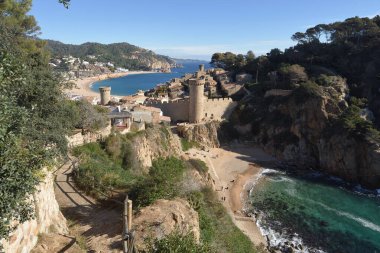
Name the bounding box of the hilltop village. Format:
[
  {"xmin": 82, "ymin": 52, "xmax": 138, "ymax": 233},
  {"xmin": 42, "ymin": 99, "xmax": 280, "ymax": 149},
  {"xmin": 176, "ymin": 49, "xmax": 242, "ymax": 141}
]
[{"xmin": 68, "ymin": 64, "xmax": 253, "ymax": 133}]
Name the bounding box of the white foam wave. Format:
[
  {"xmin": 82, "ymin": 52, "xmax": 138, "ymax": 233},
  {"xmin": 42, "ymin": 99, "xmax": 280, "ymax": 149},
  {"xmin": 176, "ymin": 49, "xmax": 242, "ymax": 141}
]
[
  {"xmin": 255, "ymin": 216, "xmax": 326, "ymax": 253},
  {"xmin": 312, "ymin": 201, "xmax": 380, "ymax": 233}
]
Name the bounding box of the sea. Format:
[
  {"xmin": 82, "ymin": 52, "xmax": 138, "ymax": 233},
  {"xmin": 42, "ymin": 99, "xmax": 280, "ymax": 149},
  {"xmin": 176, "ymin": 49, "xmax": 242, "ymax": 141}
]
[
  {"xmin": 248, "ymin": 169, "xmax": 380, "ymax": 253},
  {"xmin": 91, "ymin": 61, "xmax": 210, "ymax": 96}
]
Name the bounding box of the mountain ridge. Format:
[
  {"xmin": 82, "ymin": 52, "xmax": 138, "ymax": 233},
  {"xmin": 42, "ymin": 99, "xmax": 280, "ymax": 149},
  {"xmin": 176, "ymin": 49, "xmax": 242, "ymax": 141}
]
[{"xmin": 45, "ymin": 39, "xmax": 175, "ymax": 70}]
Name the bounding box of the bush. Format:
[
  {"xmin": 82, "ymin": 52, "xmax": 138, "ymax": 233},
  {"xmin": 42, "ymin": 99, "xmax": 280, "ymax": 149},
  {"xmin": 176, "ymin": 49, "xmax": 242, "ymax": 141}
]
[
  {"xmin": 130, "ymin": 157, "xmax": 186, "ymax": 208},
  {"xmin": 292, "ymin": 81, "xmax": 323, "ymax": 104},
  {"xmin": 186, "ymin": 188, "xmax": 259, "ymax": 253},
  {"xmin": 181, "ymin": 138, "xmax": 199, "ymax": 151},
  {"xmin": 188, "ymin": 159, "xmax": 209, "ymax": 175},
  {"xmin": 72, "ymin": 143, "xmax": 138, "ymax": 198},
  {"xmin": 146, "ymin": 230, "xmax": 214, "ymax": 253}
]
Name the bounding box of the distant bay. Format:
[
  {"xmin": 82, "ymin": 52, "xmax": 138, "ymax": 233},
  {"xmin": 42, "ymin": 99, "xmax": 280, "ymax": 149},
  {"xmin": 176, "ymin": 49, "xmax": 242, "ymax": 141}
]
[{"xmin": 91, "ymin": 62, "xmax": 210, "ymax": 96}]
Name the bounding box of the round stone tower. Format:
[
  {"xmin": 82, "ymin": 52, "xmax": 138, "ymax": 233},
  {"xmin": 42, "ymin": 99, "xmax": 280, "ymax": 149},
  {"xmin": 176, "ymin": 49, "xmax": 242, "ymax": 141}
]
[
  {"xmin": 99, "ymin": 86, "xmax": 111, "ymax": 105},
  {"xmin": 189, "ymin": 78, "xmax": 205, "ymax": 123}
]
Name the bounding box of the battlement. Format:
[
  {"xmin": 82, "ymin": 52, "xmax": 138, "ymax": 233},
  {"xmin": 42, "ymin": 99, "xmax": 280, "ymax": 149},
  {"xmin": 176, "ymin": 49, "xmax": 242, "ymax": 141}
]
[
  {"xmin": 206, "ymin": 97, "xmax": 232, "ymax": 102},
  {"xmin": 99, "ymin": 86, "xmax": 111, "ymax": 91},
  {"xmin": 189, "ymin": 78, "xmax": 205, "ymax": 86},
  {"xmin": 145, "ymin": 98, "xmax": 190, "ymax": 106}
]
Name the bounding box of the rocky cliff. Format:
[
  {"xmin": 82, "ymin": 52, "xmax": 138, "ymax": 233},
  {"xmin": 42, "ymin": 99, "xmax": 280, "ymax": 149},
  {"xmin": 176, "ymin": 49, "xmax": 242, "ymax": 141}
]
[
  {"xmin": 130, "ymin": 126, "xmax": 183, "ymax": 171},
  {"xmin": 133, "ymin": 198, "xmax": 200, "ymax": 251},
  {"xmin": 231, "ymin": 80, "xmax": 380, "ymax": 189},
  {"xmin": 177, "ymin": 122, "xmax": 222, "ymax": 148}
]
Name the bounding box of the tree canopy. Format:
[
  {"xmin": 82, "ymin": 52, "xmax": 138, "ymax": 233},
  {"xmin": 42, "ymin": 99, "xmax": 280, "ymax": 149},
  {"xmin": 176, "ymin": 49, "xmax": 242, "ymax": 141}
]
[
  {"xmin": 211, "ymin": 16, "xmax": 380, "ymax": 128},
  {"xmin": 0, "ymin": 0, "xmax": 78, "ymax": 242}
]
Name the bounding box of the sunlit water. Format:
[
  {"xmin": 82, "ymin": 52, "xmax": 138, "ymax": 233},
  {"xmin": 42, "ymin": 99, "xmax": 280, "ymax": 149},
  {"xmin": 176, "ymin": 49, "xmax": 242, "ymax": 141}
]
[
  {"xmin": 249, "ymin": 170, "xmax": 380, "ymax": 253},
  {"xmin": 91, "ymin": 62, "xmax": 210, "ymax": 96}
]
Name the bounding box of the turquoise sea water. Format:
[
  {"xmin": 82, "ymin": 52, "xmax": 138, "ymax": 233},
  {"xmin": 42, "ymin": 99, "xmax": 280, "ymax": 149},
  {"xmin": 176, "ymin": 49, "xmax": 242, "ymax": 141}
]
[
  {"xmin": 250, "ymin": 170, "xmax": 380, "ymax": 253},
  {"xmin": 91, "ymin": 62, "xmax": 210, "ymax": 96}
]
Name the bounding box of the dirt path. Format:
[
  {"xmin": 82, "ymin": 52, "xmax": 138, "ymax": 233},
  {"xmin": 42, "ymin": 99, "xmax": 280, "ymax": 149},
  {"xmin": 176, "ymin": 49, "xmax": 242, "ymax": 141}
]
[{"xmin": 54, "ymin": 158, "xmax": 123, "ymax": 253}]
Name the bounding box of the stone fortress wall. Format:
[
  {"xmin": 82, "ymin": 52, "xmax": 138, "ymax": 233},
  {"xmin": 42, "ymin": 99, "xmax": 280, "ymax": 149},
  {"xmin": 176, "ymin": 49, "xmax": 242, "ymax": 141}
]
[
  {"xmin": 203, "ymin": 97, "xmax": 237, "ymax": 121},
  {"xmin": 145, "ymin": 97, "xmax": 236, "ymax": 123},
  {"xmin": 145, "ymin": 99, "xmax": 190, "ymax": 122}
]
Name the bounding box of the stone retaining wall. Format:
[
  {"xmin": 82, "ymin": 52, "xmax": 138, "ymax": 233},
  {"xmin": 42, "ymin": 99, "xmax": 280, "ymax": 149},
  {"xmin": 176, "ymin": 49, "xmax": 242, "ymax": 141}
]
[
  {"xmin": 1, "ymin": 169, "xmax": 68, "ymax": 253},
  {"xmin": 67, "ymin": 125, "xmax": 112, "ymax": 148}
]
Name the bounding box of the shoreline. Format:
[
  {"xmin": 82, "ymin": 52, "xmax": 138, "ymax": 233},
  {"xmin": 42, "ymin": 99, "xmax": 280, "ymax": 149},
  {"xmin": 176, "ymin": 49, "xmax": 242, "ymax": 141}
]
[
  {"xmin": 65, "ymin": 71, "xmax": 157, "ymax": 97},
  {"xmin": 187, "ymin": 145, "xmax": 275, "ymax": 249}
]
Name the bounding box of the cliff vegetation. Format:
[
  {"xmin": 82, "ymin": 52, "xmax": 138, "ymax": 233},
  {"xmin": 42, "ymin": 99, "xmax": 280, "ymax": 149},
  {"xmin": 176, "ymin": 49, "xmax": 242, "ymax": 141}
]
[
  {"xmin": 72, "ymin": 126, "xmax": 263, "ymax": 253},
  {"xmin": 212, "ymin": 16, "xmax": 380, "ymax": 188}
]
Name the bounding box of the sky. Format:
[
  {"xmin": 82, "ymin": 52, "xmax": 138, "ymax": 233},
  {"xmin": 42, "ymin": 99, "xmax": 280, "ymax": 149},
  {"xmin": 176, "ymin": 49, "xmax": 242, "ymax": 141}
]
[{"xmin": 30, "ymin": 0, "xmax": 380, "ymax": 60}]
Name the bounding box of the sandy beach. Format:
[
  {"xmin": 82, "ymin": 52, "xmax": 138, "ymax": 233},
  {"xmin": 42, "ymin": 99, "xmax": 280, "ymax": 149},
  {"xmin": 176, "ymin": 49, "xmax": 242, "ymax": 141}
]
[
  {"xmin": 187, "ymin": 144, "xmax": 276, "ymax": 248},
  {"xmin": 65, "ymin": 71, "xmax": 156, "ymax": 97}
]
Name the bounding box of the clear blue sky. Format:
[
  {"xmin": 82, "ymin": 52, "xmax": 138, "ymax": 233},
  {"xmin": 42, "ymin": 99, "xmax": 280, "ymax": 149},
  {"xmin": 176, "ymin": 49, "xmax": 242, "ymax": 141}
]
[{"xmin": 30, "ymin": 0, "xmax": 380, "ymax": 60}]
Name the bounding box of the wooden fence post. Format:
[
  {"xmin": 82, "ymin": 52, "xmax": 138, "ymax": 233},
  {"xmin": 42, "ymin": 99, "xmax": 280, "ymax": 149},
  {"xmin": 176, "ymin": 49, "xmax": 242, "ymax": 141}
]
[
  {"xmin": 123, "ymin": 196, "xmax": 129, "ymax": 253},
  {"xmin": 128, "ymin": 200, "xmax": 132, "ymax": 231}
]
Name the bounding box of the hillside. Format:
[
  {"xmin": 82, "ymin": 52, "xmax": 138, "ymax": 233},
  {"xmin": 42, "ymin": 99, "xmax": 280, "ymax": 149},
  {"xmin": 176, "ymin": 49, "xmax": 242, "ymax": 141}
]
[
  {"xmin": 212, "ymin": 16, "xmax": 380, "ymax": 189},
  {"xmin": 45, "ymin": 40, "xmax": 175, "ymax": 70}
]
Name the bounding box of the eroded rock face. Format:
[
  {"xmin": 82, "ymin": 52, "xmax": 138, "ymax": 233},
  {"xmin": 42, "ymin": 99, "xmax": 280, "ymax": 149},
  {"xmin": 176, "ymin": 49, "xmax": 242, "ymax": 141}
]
[
  {"xmin": 232, "ymin": 81, "xmax": 380, "ymax": 189},
  {"xmin": 178, "ymin": 121, "xmax": 221, "ymax": 148},
  {"xmin": 133, "ymin": 198, "xmax": 200, "ymax": 251},
  {"xmin": 130, "ymin": 126, "xmax": 182, "ymax": 171}
]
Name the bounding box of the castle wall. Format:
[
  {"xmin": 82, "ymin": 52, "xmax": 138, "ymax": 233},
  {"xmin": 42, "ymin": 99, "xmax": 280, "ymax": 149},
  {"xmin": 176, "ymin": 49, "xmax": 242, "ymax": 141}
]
[
  {"xmin": 145, "ymin": 100, "xmax": 190, "ymax": 122},
  {"xmin": 203, "ymin": 98, "xmax": 237, "ymax": 121}
]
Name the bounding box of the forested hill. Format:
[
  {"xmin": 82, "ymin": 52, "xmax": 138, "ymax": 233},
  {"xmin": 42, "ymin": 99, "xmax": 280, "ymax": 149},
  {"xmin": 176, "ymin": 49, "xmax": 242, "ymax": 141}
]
[
  {"xmin": 45, "ymin": 40, "xmax": 175, "ymax": 70},
  {"xmin": 212, "ymin": 15, "xmax": 380, "ymax": 128}
]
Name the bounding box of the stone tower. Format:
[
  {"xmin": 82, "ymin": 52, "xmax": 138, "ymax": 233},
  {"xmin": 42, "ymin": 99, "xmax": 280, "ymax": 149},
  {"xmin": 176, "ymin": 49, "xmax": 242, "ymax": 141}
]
[
  {"xmin": 189, "ymin": 78, "xmax": 205, "ymax": 123},
  {"xmin": 99, "ymin": 86, "xmax": 111, "ymax": 105}
]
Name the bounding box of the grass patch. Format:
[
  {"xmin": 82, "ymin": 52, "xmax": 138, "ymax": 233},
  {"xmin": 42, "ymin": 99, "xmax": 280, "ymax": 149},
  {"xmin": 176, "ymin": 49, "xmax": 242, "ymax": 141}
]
[
  {"xmin": 129, "ymin": 157, "xmax": 186, "ymax": 208},
  {"xmin": 146, "ymin": 230, "xmax": 214, "ymax": 253},
  {"xmin": 188, "ymin": 159, "xmax": 209, "ymax": 175},
  {"xmin": 72, "ymin": 142, "xmax": 139, "ymax": 198},
  {"xmin": 75, "ymin": 235, "xmax": 87, "ymax": 251},
  {"xmin": 186, "ymin": 188, "xmax": 262, "ymax": 253},
  {"xmin": 181, "ymin": 138, "xmax": 199, "ymax": 151}
]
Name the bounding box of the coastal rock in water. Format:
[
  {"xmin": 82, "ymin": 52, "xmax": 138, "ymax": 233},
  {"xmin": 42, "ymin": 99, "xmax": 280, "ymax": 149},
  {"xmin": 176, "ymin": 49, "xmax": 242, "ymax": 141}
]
[{"xmin": 133, "ymin": 198, "xmax": 200, "ymax": 252}]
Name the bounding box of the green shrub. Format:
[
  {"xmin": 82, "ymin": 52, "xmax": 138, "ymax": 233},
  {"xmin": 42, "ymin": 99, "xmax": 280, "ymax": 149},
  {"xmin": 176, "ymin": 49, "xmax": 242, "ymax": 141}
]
[
  {"xmin": 292, "ymin": 81, "xmax": 323, "ymax": 104},
  {"xmin": 146, "ymin": 230, "xmax": 214, "ymax": 253},
  {"xmin": 186, "ymin": 188, "xmax": 258, "ymax": 253},
  {"xmin": 130, "ymin": 157, "xmax": 186, "ymax": 208},
  {"xmin": 72, "ymin": 142, "xmax": 138, "ymax": 198},
  {"xmin": 188, "ymin": 159, "xmax": 208, "ymax": 175},
  {"xmin": 181, "ymin": 138, "xmax": 199, "ymax": 151}
]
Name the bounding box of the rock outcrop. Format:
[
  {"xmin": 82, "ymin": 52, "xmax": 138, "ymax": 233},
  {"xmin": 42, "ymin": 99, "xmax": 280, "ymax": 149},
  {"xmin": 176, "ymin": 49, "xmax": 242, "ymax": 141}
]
[
  {"xmin": 133, "ymin": 198, "xmax": 200, "ymax": 252},
  {"xmin": 178, "ymin": 121, "xmax": 221, "ymax": 148},
  {"xmin": 231, "ymin": 81, "xmax": 380, "ymax": 189},
  {"xmin": 130, "ymin": 126, "xmax": 183, "ymax": 170}
]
